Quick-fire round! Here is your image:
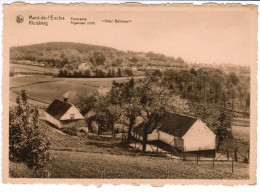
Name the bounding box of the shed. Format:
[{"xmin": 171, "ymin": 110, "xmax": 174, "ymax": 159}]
[{"xmin": 132, "ymin": 112, "xmax": 216, "ymax": 152}]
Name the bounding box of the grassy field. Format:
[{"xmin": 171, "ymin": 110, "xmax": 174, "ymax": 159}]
[
  {"xmin": 10, "ymin": 64, "xmax": 59, "ymax": 75},
  {"xmin": 9, "ymin": 121, "xmax": 249, "ymax": 179},
  {"xmin": 232, "ymin": 125, "xmax": 250, "ymax": 142},
  {"xmin": 9, "ymin": 150, "xmax": 249, "ymax": 179},
  {"xmin": 10, "ymin": 75, "xmax": 143, "ymax": 106},
  {"xmin": 232, "ymin": 118, "xmax": 250, "ymax": 127}
]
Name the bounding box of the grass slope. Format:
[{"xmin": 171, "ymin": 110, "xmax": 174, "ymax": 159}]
[
  {"xmin": 10, "ymin": 121, "xmax": 249, "ymax": 179},
  {"xmin": 10, "ymin": 150, "xmax": 249, "ymax": 179}
]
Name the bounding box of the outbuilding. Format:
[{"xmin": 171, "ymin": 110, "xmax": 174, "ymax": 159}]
[{"xmin": 132, "ymin": 112, "xmax": 216, "ymax": 152}]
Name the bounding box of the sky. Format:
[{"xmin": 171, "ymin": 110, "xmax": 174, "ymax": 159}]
[{"xmin": 4, "ymin": 4, "xmax": 257, "ymax": 66}]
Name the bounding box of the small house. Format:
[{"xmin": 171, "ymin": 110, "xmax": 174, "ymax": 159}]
[
  {"xmin": 44, "ymin": 98, "xmax": 87, "ymax": 129},
  {"xmin": 132, "ymin": 112, "xmax": 216, "ymax": 152}
]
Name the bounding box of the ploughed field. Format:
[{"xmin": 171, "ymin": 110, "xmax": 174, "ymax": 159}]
[
  {"xmin": 9, "ymin": 121, "xmax": 249, "ymax": 179},
  {"xmin": 10, "ymin": 75, "xmax": 142, "ymax": 106}
]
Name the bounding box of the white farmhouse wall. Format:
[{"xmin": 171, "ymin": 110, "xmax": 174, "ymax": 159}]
[
  {"xmin": 147, "ymin": 129, "xmax": 159, "ymax": 141},
  {"xmin": 158, "ymin": 130, "xmax": 175, "ymax": 146},
  {"xmin": 60, "ymin": 106, "xmax": 84, "ymax": 120},
  {"xmin": 182, "ymin": 120, "xmax": 216, "ymax": 152},
  {"xmin": 45, "ymin": 111, "xmax": 62, "ymax": 128}
]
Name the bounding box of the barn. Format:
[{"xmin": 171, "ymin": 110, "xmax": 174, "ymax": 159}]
[
  {"xmin": 132, "ymin": 112, "xmax": 216, "ymax": 152},
  {"xmin": 44, "ymin": 98, "xmax": 87, "ymax": 129}
]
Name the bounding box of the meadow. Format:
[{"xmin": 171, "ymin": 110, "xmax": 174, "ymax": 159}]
[
  {"xmin": 9, "ymin": 121, "xmax": 249, "ymax": 179},
  {"xmin": 9, "ymin": 150, "xmax": 249, "ymax": 179},
  {"xmin": 10, "ymin": 64, "xmax": 59, "ymax": 75},
  {"xmin": 10, "ymin": 75, "xmax": 142, "ymax": 106}
]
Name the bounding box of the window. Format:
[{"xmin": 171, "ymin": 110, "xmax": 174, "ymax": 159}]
[{"xmin": 70, "ymin": 114, "xmax": 75, "ymax": 120}]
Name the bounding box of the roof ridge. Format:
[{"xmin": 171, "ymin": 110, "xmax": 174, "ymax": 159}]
[
  {"xmin": 54, "ymin": 98, "xmax": 73, "ymax": 106},
  {"xmin": 158, "ymin": 112, "xmax": 198, "ymax": 138},
  {"xmin": 45, "ymin": 99, "xmax": 73, "ymax": 120},
  {"xmin": 166, "ymin": 112, "xmax": 198, "ymax": 120}
]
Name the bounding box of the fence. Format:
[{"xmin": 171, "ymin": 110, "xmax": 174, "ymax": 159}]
[{"xmin": 129, "ymin": 139, "xmax": 249, "ymax": 174}]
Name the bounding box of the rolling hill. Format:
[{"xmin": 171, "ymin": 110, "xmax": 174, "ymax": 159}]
[{"xmin": 10, "ymin": 42, "xmax": 187, "ymax": 69}]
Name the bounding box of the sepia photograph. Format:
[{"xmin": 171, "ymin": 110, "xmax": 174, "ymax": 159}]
[{"xmin": 2, "ymin": 3, "xmax": 257, "ymax": 185}]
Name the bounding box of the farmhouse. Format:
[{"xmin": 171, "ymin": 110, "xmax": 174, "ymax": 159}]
[
  {"xmin": 44, "ymin": 98, "xmax": 87, "ymax": 129},
  {"xmin": 132, "ymin": 112, "xmax": 216, "ymax": 152}
]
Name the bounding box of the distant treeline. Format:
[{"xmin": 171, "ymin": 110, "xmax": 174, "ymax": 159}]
[
  {"xmin": 58, "ymin": 67, "xmax": 133, "ymax": 78},
  {"xmin": 10, "ymin": 42, "xmax": 187, "ymax": 69}
]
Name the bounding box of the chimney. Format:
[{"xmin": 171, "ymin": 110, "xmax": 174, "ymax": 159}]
[{"xmin": 64, "ymin": 97, "xmax": 68, "ymax": 102}]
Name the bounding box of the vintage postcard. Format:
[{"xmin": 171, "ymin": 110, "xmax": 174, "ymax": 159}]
[{"xmin": 2, "ymin": 3, "xmax": 257, "ymax": 185}]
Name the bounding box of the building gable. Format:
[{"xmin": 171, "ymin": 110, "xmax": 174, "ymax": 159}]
[
  {"xmin": 60, "ymin": 105, "xmax": 84, "ymax": 120},
  {"xmin": 182, "ymin": 120, "xmax": 216, "ymax": 151},
  {"xmin": 182, "ymin": 120, "xmax": 215, "ymax": 139}
]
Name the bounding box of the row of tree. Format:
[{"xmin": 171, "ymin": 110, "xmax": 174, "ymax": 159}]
[{"xmin": 58, "ymin": 67, "xmax": 133, "ymax": 78}]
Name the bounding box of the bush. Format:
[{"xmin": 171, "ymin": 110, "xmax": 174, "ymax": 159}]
[
  {"xmin": 78, "ymin": 127, "xmax": 88, "ymax": 136},
  {"xmin": 61, "ymin": 127, "xmax": 77, "ymax": 136},
  {"xmin": 9, "ymin": 90, "xmax": 51, "ymax": 177}
]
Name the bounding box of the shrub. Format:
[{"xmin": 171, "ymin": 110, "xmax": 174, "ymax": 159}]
[
  {"xmin": 61, "ymin": 127, "xmax": 77, "ymax": 136},
  {"xmin": 9, "ymin": 90, "xmax": 51, "ymax": 177}
]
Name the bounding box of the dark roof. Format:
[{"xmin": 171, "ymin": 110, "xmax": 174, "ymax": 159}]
[
  {"xmin": 133, "ymin": 112, "xmax": 198, "ymax": 138},
  {"xmin": 45, "ymin": 99, "xmax": 72, "ymax": 120},
  {"xmin": 158, "ymin": 113, "xmax": 197, "ymax": 138},
  {"xmin": 133, "ymin": 121, "xmax": 158, "ymax": 136}
]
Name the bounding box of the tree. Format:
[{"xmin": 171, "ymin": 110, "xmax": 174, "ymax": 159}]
[
  {"xmin": 209, "ymin": 74, "xmax": 223, "ymax": 104},
  {"xmin": 151, "ymin": 70, "xmax": 162, "ymax": 82},
  {"xmin": 176, "ymin": 57, "xmax": 184, "ymax": 64},
  {"xmin": 135, "ymin": 81, "xmax": 188, "ymax": 152},
  {"xmin": 237, "ymin": 84, "xmax": 246, "ymax": 110},
  {"xmin": 117, "ymin": 68, "xmax": 122, "ymax": 77},
  {"xmin": 94, "ymin": 87, "xmax": 124, "ymax": 137},
  {"xmin": 213, "ymin": 109, "xmax": 232, "ymax": 152},
  {"xmin": 130, "ymin": 57, "xmax": 138, "ymax": 63},
  {"xmin": 228, "ymin": 72, "xmax": 240, "ymax": 86},
  {"xmin": 93, "ymin": 51, "xmax": 106, "ymax": 66},
  {"xmin": 246, "ymin": 93, "xmax": 250, "ymax": 111},
  {"xmin": 228, "ymin": 86, "xmax": 238, "ymax": 110},
  {"xmin": 76, "ymin": 94, "xmax": 97, "ymax": 132},
  {"xmin": 190, "ymin": 68, "xmax": 197, "ymax": 76},
  {"xmin": 84, "ymin": 69, "xmax": 91, "ymax": 77},
  {"xmin": 9, "ymin": 90, "xmax": 51, "ymax": 177},
  {"xmin": 112, "ymin": 78, "xmax": 141, "ymax": 143},
  {"xmin": 188, "ymin": 102, "xmax": 218, "ymax": 129},
  {"xmin": 112, "ymin": 68, "xmax": 116, "ymax": 77}
]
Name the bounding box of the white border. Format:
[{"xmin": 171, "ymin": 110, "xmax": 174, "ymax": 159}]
[{"xmin": 0, "ymin": 1, "xmax": 259, "ymax": 192}]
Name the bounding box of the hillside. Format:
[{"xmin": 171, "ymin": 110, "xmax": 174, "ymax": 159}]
[
  {"xmin": 12, "ymin": 42, "xmax": 118, "ymax": 52},
  {"xmin": 9, "ymin": 120, "xmax": 249, "ymax": 179},
  {"xmin": 10, "ymin": 42, "xmax": 187, "ymax": 69}
]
